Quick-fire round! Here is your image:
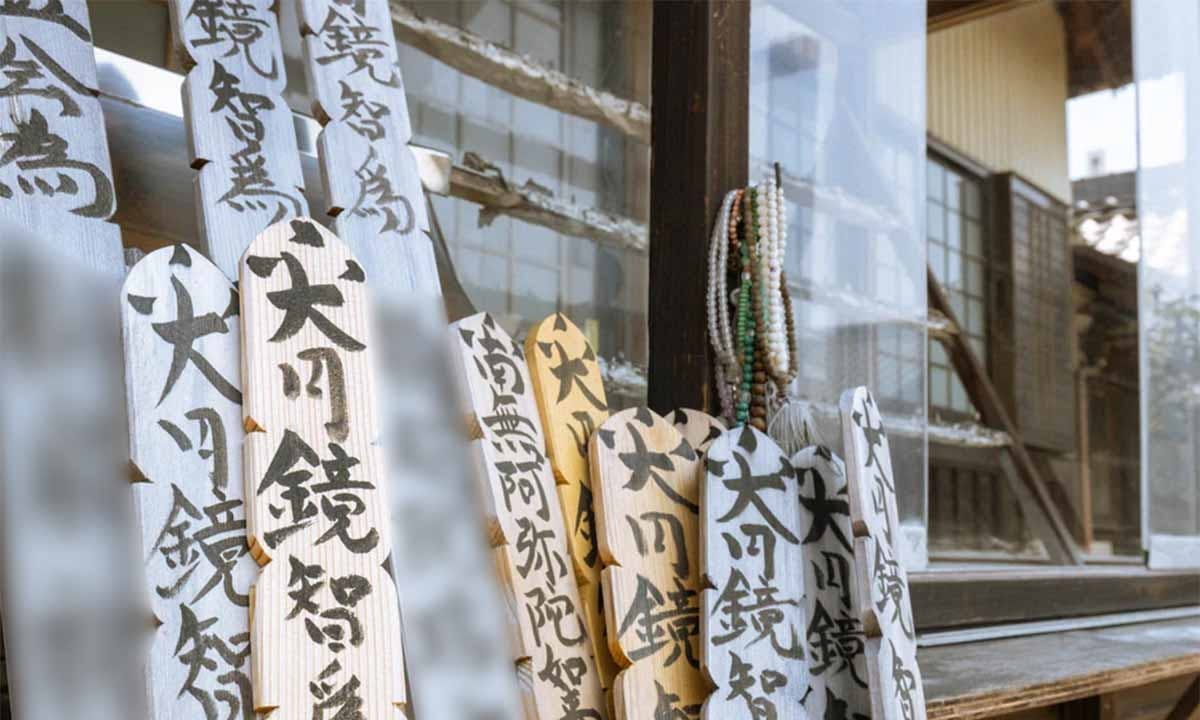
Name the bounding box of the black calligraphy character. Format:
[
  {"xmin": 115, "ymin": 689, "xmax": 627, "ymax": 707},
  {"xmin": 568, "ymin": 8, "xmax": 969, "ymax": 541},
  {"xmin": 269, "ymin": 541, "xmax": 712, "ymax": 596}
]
[
  {"xmin": 813, "ymin": 550, "xmax": 854, "ymax": 610},
  {"xmin": 313, "ymin": 443, "xmax": 379, "ymax": 555},
  {"xmin": 536, "ymin": 646, "xmax": 604, "ymax": 720},
  {"xmin": 727, "ymin": 652, "xmax": 780, "ymax": 720},
  {"xmin": 851, "ymin": 396, "xmax": 887, "ymax": 472},
  {"xmin": 348, "ymin": 145, "xmax": 414, "ymax": 235},
  {"xmin": 798, "ymin": 466, "xmax": 853, "ymax": 553},
  {"xmin": 872, "ymin": 537, "xmax": 914, "ymax": 640},
  {"xmin": 573, "ymin": 481, "xmax": 598, "ymax": 568},
  {"xmin": 314, "ymin": 5, "xmax": 400, "ymax": 87},
  {"xmin": 186, "ymin": 0, "xmax": 278, "ymax": 80},
  {"xmin": 257, "ymin": 430, "xmax": 320, "ymax": 548},
  {"xmin": 617, "ymin": 574, "xmax": 700, "ymax": 668},
  {"xmin": 338, "ymin": 80, "xmax": 389, "ymax": 140},
  {"xmin": 286, "ymin": 556, "xmax": 373, "ymax": 653},
  {"xmin": 151, "ymin": 484, "xmax": 249, "ymax": 607},
  {"xmin": 250, "ymin": 250, "xmax": 365, "ymax": 351},
  {"xmin": 0, "ymin": 1, "xmax": 91, "ymax": 40},
  {"xmin": 310, "ymin": 662, "xmax": 364, "ymax": 720},
  {"xmin": 709, "ymin": 568, "xmax": 802, "ymax": 658},
  {"xmin": 618, "ymin": 424, "xmax": 698, "ymax": 513},
  {"xmin": 280, "ymin": 347, "xmax": 349, "ymax": 441},
  {"xmin": 890, "ymin": 639, "xmax": 919, "ymax": 720},
  {"xmin": 286, "ymin": 555, "xmax": 324, "ymax": 619},
  {"xmin": 653, "ymin": 680, "xmax": 701, "ymax": 720},
  {"xmin": 567, "ymin": 410, "xmax": 597, "ymax": 459},
  {"xmin": 151, "ymin": 274, "xmax": 242, "ymax": 406},
  {"xmin": 497, "ymin": 458, "xmax": 551, "ymax": 521},
  {"xmin": 0, "ymin": 36, "xmax": 84, "ymax": 117},
  {"xmin": 525, "ymin": 587, "xmax": 585, "ymax": 648},
  {"xmin": 174, "ymin": 605, "xmax": 253, "ymax": 720},
  {"xmin": 514, "ymin": 516, "xmax": 566, "ymax": 585},
  {"xmin": 0, "ymin": 107, "xmax": 114, "ymax": 217},
  {"xmin": 538, "ymin": 338, "xmax": 607, "ymax": 411},
  {"xmin": 717, "ymin": 452, "xmax": 800, "ymax": 546},
  {"xmin": 806, "ymin": 599, "xmax": 867, "ymax": 688},
  {"xmin": 821, "ymin": 687, "xmax": 869, "ymax": 720},
  {"xmin": 627, "ymin": 511, "xmax": 691, "ymax": 578},
  {"xmin": 157, "ymin": 407, "xmax": 231, "ymax": 496}
]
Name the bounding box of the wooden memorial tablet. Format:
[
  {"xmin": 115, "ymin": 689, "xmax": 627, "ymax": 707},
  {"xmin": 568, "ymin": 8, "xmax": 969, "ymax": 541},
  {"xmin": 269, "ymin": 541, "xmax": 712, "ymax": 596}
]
[
  {"xmin": 241, "ymin": 218, "xmax": 406, "ymax": 719},
  {"xmin": 840, "ymin": 387, "xmax": 926, "ymax": 720},
  {"xmin": 671, "ymin": 408, "xmax": 725, "ymax": 455}
]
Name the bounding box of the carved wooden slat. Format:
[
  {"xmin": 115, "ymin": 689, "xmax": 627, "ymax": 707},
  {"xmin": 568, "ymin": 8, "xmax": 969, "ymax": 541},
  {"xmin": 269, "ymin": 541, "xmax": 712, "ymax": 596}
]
[
  {"xmin": 590, "ymin": 407, "xmax": 706, "ymax": 719},
  {"xmin": 701, "ymin": 425, "xmax": 806, "ymax": 718},
  {"xmin": 670, "ymin": 408, "xmax": 725, "ymax": 454},
  {"xmin": 525, "ymin": 312, "xmax": 620, "ymax": 690},
  {"xmin": 296, "ymin": 0, "xmax": 438, "ymax": 296},
  {"xmin": 377, "ymin": 299, "xmax": 523, "ymax": 720},
  {"xmin": 840, "ymin": 387, "xmax": 927, "ymax": 720},
  {"xmin": 449, "ymin": 312, "xmax": 609, "ymax": 720},
  {"xmin": 122, "ymin": 244, "xmax": 257, "ymax": 720},
  {"xmin": 0, "ymin": 0, "xmax": 123, "ymax": 274},
  {"xmin": 169, "ymin": 0, "xmax": 309, "ymax": 279},
  {"xmin": 792, "ymin": 445, "xmax": 872, "ymax": 720},
  {"xmin": 240, "ymin": 218, "xmax": 406, "ymax": 718}
]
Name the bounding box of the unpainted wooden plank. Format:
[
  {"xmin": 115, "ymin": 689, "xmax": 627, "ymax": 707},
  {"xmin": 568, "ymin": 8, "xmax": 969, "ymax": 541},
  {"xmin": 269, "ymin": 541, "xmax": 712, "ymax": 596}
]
[
  {"xmin": 168, "ymin": 0, "xmax": 309, "ymax": 280},
  {"xmin": 525, "ymin": 312, "xmax": 620, "ymax": 690},
  {"xmin": 701, "ymin": 425, "xmax": 806, "ymax": 718},
  {"xmin": 0, "ymin": 0, "xmax": 123, "ymax": 272},
  {"xmin": 792, "ymin": 444, "xmax": 872, "ymax": 720},
  {"xmin": 295, "ymin": 0, "xmax": 438, "ymax": 296},
  {"xmin": 449, "ymin": 312, "xmax": 609, "ymax": 720},
  {"xmin": 590, "ymin": 407, "xmax": 706, "ymax": 719},
  {"xmin": 671, "ymin": 408, "xmax": 725, "ymax": 454},
  {"xmin": 840, "ymin": 387, "xmax": 927, "ymax": 720},
  {"xmin": 122, "ymin": 243, "xmax": 256, "ymax": 720},
  {"xmin": 240, "ymin": 218, "xmax": 406, "ymax": 718},
  {"xmin": 376, "ymin": 299, "xmax": 523, "ymax": 720}
]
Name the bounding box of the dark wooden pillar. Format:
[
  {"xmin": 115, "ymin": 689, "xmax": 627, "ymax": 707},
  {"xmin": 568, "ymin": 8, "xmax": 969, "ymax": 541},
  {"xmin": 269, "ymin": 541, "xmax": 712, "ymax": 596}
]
[{"xmin": 647, "ymin": 0, "xmax": 750, "ymax": 414}]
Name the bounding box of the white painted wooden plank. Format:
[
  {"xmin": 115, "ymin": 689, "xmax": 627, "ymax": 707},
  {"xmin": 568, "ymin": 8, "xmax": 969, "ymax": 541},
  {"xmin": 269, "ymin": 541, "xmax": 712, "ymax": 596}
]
[
  {"xmin": 840, "ymin": 387, "xmax": 926, "ymax": 720},
  {"xmin": 295, "ymin": 0, "xmax": 438, "ymax": 297},
  {"xmin": 123, "ymin": 243, "xmax": 257, "ymax": 720},
  {"xmin": 792, "ymin": 445, "xmax": 871, "ymax": 720},
  {"xmin": 240, "ymin": 217, "xmax": 406, "ymax": 718},
  {"xmin": 170, "ymin": 0, "xmax": 309, "ymax": 280},
  {"xmin": 448, "ymin": 312, "xmax": 609, "ymax": 720},
  {"xmin": 376, "ymin": 298, "xmax": 523, "ymax": 720},
  {"xmin": 0, "ymin": 0, "xmax": 122, "ymax": 272},
  {"xmin": 671, "ymin": 408, "xmax": 725, "ymax": 454},
  {"xmin": 701, "ymin": 425, "xmax": 807, "ymax": 719}
]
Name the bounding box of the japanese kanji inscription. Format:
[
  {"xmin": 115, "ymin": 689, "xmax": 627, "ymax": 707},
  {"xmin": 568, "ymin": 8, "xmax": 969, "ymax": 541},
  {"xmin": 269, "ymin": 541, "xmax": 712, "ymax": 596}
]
[
  {"xmin": 701, "ymin": 425, "xmax": 806, "ymax": 719},
  {"xmin": 123, "ymin": 244, "xmax": 256, "ymax": 720},
  {"xmin": 169, "ymin": 0, "xmax": 309, "ymax": 279},
  {"xmin": 526, "ymin": 312, "xmax": 620, "ymax": 690},
  {"xmin": 0, "ymin": 0, "xmax": 123, "ymax": 273},
  {"xmin": 450, "ymin": 312, "xmax": 608, "ymax": 720},
  {"xmin": 840, "ymin": 387, "xmax": 925, "ymax": 720},
  {"xmin": 591, "ymin": 407, "xmax": 706, "ymax": 720},
  {"xmin": 671, "ymin": 408, "xmax": 725, "ymax": 455},
  {"xmin": 295, "ymin": 0, "xmax": 438, "ymax": 295},
  {"xmin": 241, "ymin": 218, "xmax": 406, "ymax": 719},
  {"xmin": 793, "ymin": 445, "xmax": 870, "ymax": 720}
]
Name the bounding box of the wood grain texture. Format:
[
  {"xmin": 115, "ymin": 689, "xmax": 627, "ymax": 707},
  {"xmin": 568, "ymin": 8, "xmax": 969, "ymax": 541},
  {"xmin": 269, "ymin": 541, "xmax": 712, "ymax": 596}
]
[
  {"xmin": 590, "ymin": 407, "xmax": 706, "ymax": 719},
  {"xmin": 240, "ymin": 218, "xmax": 406, "ymax": 719},
  {"xmin": 449, "ymin": 312, "xmax": 609, "ymax": 720},
  {"xmin": 295, "ymin": 0, "xmax": 439, "ymax": 296},
  {"xmin": 0, "ymin": 0, "xmax": 123, "ymax": 273},
  {"xmin": 525, "ymin": 311, "xmax": 619, "ymax": 690},
  {"xmin": 169, "ymin": 0, "xmax": 309, "ymax": 280},
  {"xmin": 701, "ymin": 426, "xmax": 806, "ymax": 719},
  {"xmin": 792, "ymin": 445, "xmax": 871, "ymax": 720},
  {"xmin": 840, "ymin": 387, "xmax": 926, "ymax": 720},
  {"xmin": 670, "ymin": 408, "xmax": 725, "ymax": 454},
  {"xmin": 376, "ymin": 299, "xmax": 522, "ymax": 720},
  {"xmin": 123, "ymin": 244, "xmax": 257, "ymax": 720}
]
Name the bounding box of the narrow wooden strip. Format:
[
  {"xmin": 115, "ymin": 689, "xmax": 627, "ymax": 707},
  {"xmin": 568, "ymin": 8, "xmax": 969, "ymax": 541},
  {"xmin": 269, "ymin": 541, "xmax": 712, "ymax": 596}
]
[
  {"xmin": 240, "ymin": 217, "xmax": 406, "ymax": 718},
  {"xmin": 591, "ymin": 407, "xmax": 706, "ymax": 719},
  {"xmin": 701, "ymin": 426, "xmax": 806, "ymax": 718},
  {"xmin": 449, "ymin": 312, "xmax": 608, "ymax": 720},
  {"xmin": 123, "ymin": 244, "xmax": 257, "ymax": 720},
  {"xmin": 840, "ymin": 387, "xmax": 927, "ymax": 720},
  {"xmin": 526, "ymin": 312, "xmax": 620, "ymax": 689}
]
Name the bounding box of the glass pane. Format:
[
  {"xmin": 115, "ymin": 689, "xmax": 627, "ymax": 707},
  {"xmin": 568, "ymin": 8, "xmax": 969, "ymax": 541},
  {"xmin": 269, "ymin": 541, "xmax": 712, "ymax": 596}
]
[
  {"xmin": 928, "ymin": 159, "xmax": 944, "ymax": 202},
  {"xmin": 753, "ymin": 0, "xmax": 928, "ymax": 568},
  {"xmin": 946, "ymin": 211, "xmax": 962, "ymax": 251},
  {"xmin": 930, "ymin": 243, "xmax": 946, "ymax": 281},
  {"xmin": 931, "ymin": 366, "xmax": 949, "ymax": 406},
  {"xmin": 963, "ymin": 180, "xmax": 981, "ymax": 219},
  {"xmin": 946, "ymin": 170, "xmax": 962, "ymax": 210},
  {"xmin": 965, "ymin": 218, "xmax": 983, "ymax": 256},
  {"xmin": 1134, "ymin": 2, "xmax": 1200, "ymax": 564},
  {"xmin": 928, "ymin": 204, "xmax": 945, "ymax": 243}
]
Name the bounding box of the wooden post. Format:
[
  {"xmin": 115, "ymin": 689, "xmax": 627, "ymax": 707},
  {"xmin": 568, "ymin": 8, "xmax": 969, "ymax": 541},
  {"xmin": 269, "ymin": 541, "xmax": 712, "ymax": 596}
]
[{"xmin": 648, "ymin": 0, "xmax": 749, "ymax": 414}]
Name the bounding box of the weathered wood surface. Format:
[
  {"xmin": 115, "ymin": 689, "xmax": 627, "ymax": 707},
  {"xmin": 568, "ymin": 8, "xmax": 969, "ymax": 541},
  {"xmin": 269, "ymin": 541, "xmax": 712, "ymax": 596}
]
[
  {"xmin": 591, "ymin": 407, "xmax": 706, "ymax": 719},
  {"xmin": 0, "ymin": 0, "xmax": 123, "ymax": 273},
  {"xmin": 240, "ymin": 218, "xmax": 406, "ymax": 718},
  {"xmin": 449, "ymin": 312, "xmax": 608, "ymax": 720},
  {"xmin": 296, "ymin": 0, "xmax": 438, "ymax": 296},
  {"xmin": 671, "ymin": 408, "xmax": 725, "ymax": 454},
  {"xmin": 840, "ymin": 387, "xmax": 926, "ymax": 720},
  {"xmin": 377, "ymin": 299, "xmax": 522, "ymax": 720},
  {"xmin": 169, "ymin": 0, "xmax": 308, "ymax": 279},
  {"xmin": 701, "ymin": 425, "xmax": 806, "ymax": 718},
  {"xmin": 792, "ymin": 444, "xmax": 871, "ymax": 720},
  {"xmin": 525, "ymin": 311, "xmax": 619, "ymax": 690},
  {"xmin": 123, "ymin": 244, "xmax": 257, "ymax": 720}
]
